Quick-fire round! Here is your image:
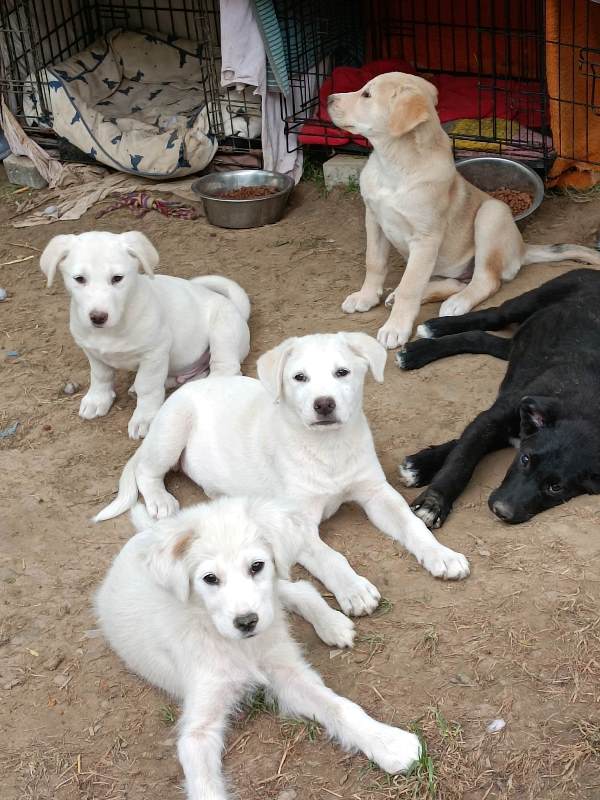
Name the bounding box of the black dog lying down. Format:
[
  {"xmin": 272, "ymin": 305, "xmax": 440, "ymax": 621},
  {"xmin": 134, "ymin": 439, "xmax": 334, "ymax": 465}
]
[{"xmin": 396, "ymin": 268, "xmax": 600, "ymax": 527}]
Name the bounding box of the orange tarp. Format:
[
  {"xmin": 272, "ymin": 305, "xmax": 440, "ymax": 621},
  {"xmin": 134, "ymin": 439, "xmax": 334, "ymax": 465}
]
[{"xmin": 546, "ymin": 0, "xmax": 600, "ymax": 188}]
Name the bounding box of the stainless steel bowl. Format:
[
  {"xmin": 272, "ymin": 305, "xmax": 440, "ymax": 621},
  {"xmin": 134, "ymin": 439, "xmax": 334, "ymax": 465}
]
[
  {"xmin": 192, "ymin": 169, "xmax": 294, "ymax": 229},
  {"xmin": 455, "ymin": 156, "xmax": 544, "ymax": 221}
]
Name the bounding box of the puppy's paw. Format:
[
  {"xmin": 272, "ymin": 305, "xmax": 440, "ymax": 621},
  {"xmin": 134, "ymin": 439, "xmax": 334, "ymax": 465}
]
[
  {"xmin": 79, "ymin": 390, "xmax": 115, "ymax": 420},
  {"xmin": 410, "ymin": 488, "xmax": 451, "ymax": 529},
  {"xmin": 342, "ymin": 290, "xmax": 381, "ymax": 314},
  {"xmin": 335, "ymin": 575, "xmax": 381, "ymax": 617},
  {"xmin": 314, "ymin": 608, "xmax": 356, "ymax": 649},
  {"xmin": 416, "ymin": 323, "xmax": 435, "ymax": 339},
  {"xmin": 439, "ymin": 294, "xmax": 472, "ymax": 317},
  {"xmin": 395, "ymin": 340, "xmax": 431, "ymax": 371},
  {"xmin": 377, "ymin": 322, "xmax": 411, "ymax": 350},
  {"xmin": 418, "ymin": 543, "xmax": 470, "ymax": 581},
  {"xmin": 398, "ymin": 458, "xmax": 420, "ymax": 487},
  {"xmin": 145, "ymin": 490, "xmax": 180, "ymax": 520},
  {"xmin": 384, "ymin": 291, "xmax": 395, "ymax": 308},
  {"xmin": 128, "ymin": 410, "xmax": 156, "ymax": 440},
  {"xmin": 369, "ymin": 727, "xmax": 422, "ymax": 774}
]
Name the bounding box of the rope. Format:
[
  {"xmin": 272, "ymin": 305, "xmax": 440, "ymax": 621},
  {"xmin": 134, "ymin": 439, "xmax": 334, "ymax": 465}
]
[{"xmin": 96, "ymin": 191, "xmax": 201, "ymax": 220}]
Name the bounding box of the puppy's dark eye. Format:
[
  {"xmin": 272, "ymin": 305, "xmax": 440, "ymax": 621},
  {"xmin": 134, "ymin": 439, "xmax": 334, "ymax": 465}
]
[
  {"xmin": 293, "ymin": 373, "xmax": 308, "ymax": 382},
  {"xmin": 111, "ymin": 275, "xmax": 124, "ymax": 284},
  {"xmin": 362, "ymin": 89, "xmax": 371, "ymax": 98},
  {"xmin": 203, "ymin": 573, "xmax": 219, "ymax": 585},
  {"xmin": 74, "ymin": 276, "xmax": 86, "ymax": 285},
  {"xmin": 335, "ymin": 368, "xmax": 350, "ymax": 378},
  {"xmin": 250, "ymin": 561, "xmax": 264, "ymax": 575},
  {"xmin": 520, "ymin": 453, "xmax": 530, "ymax": 466},
  {"xmin": 547, "ymin": 483, "xmax": 562, "ymax": 495}
]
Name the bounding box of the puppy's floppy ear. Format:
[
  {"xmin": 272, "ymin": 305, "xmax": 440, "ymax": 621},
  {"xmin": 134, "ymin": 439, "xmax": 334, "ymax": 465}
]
[
  {"xmin": 519, "ymin": 396, "xmax": 561, "ymax": 436},
  {"xmin": 40, "ymin": 234, "xmax": 76, "ymax": 287},
  {"xmin": 248, "ymin": 499, "xmax": 310, "ymax": 579},
  {"xmin": 256, "ymin": 337, "xmax": 298, "ymax": 402},
  {"xmin": 120, "ymin": 231, "xmax": 159, "ymax": 278},
  {"xmin": 146, "ymin": 522, "xmax": 194, "ymax": 603},
  {"xmin": 414, "ymin": 75, "xmax": 438, "ymax": 107},
  {"xmin": 388, "ymin": 89, "xmax": 432, "ymax": 138},
  {"xmin": 340, "ymin": 331, "xmax": 386, "ymax": 383}
]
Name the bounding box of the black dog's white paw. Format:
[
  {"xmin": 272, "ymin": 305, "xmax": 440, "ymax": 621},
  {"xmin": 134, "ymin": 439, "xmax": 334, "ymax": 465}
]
[
  {"xmin": 411, "ymin": 488, "xmax": 451, "ymax": 529},
  {"xmin": 416, "ymin": 323, "xmax": 434, "ymax": 339},
  {"xmin": 395, "ymin": 349, "xmax": 408, "ymax": 370},
  {"xmin": 398, "ymin": 458, "xmax": 419, "ymax": 487}
]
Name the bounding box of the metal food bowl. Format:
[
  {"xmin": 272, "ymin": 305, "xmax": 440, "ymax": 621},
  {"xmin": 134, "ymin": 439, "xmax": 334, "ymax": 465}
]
[
  {"xmin": 455, "ymin": 156, "xmax": 544, "ymax": 221},
  {"xmin": 192, "ymin": 169, "xmax": 294, "ymax": 229}
]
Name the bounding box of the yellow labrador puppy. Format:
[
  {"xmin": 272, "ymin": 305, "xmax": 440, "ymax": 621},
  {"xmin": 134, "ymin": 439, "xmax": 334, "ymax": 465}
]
[{"xmin": 328, "ymin": 72, "xmax": 600, "ymax": 349}]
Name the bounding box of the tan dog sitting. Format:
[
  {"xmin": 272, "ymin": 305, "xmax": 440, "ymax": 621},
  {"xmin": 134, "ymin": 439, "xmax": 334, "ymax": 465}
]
[{"xmin": 328, "ymin": 72, "xmax": 600, "ymax": 349}]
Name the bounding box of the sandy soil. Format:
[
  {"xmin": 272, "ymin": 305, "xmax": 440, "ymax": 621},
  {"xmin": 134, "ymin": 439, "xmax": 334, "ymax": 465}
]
[{"xmin": 1, "ymin": 173, "xmax": 600, "ymax": 800}]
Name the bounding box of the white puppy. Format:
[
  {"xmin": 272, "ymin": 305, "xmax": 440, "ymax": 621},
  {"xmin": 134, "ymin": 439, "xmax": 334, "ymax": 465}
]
[
  {"xmin": 40, "ymin": 231, "xmax": 250, "ymax": 439},
  {"xmin": 95, "ymin": 497, "xmax": 421, "ymax": 800},
  {"xmin": 95, "ymin": 332, "xmax": 469, "ymax": 617}
]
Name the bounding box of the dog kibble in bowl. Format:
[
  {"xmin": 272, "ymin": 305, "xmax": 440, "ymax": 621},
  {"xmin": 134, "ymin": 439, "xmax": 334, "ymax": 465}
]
[
  {"xmin": 488, "ymin": 187, "xmax": 534, "ymax": 217},
  {"xmin": 217, "ymin": 186, "xmax": 279, "ymax": 200}
]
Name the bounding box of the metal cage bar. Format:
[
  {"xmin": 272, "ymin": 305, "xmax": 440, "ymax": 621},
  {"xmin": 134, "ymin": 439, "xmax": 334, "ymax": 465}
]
[
  {"xmin": 0, "ymin": 0, "xmax": 262, "ymax": 154},
  {"xmin": 276, "ymin": 0, "xmax": 600, "ymax": 172}
]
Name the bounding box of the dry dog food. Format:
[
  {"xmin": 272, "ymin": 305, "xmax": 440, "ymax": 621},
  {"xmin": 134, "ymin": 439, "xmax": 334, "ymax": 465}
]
[
  {"xmin": 218, "ymin": 185, "xmax": 279, "ymax": 200},
  {"xmin": 488, "ymin": 187, "xmax": 533, "ymax": 217}
]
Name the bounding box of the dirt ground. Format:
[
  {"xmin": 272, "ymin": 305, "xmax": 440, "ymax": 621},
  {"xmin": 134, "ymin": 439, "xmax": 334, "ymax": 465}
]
[{"xmin": 2, "ymin": 172, "xmax": 600, "ymax": 800}]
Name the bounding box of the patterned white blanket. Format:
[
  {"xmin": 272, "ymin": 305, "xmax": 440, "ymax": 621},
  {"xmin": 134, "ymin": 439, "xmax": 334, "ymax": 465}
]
[{"xmin": 23, "ymin": 29, "xmax": 217, "ymax": 179}]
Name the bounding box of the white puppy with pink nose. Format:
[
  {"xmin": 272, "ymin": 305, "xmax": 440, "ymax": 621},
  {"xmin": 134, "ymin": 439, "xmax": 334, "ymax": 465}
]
[
  {"xmin": 40, "ymin": 230, "xmax": 250, "ymax": 439},
  {"xmin": 95, "ymin": 331, "xmax": 469, "ymax": 620}
]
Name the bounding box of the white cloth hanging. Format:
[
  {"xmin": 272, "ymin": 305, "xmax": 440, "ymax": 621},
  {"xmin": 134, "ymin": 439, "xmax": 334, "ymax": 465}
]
[{"xmin": 218, "ymin": 0, "xmax": 303, "ymax": 181}]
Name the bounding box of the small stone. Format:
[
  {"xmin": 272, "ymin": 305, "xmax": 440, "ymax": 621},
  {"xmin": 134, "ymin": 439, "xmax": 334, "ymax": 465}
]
[
  {"xmin": 486, "ymin": 718, "xmax": 506, "ymax": 734},
  {"xmin": 43, "ymin": 424, "xmax": 52, "ymax": 432},
  {"xmin": 0, "ymin": 566, "xmax": 18, "ymax": 582},
  {"xmin": 452, "ymin": 672, "xmax": 475, "ymax": 686},
  {"xmin": 4, "ymin": 153, "xmax": 48, "ymax": 189},
  {"xmin": 323, "ymin": 153, "xmax": 367, "ymax": 191},
  {"xmin": 52, "ymin": 675, "xmax": 69, "ymax": 688},
  {"xmin": 44, "ymin": 652, "xmax": 64, "ymax": 671},
  {"xmin": 276, "ymin": 791, "xmax": 297, "ymax": 800},
  {"xmin": 42, "ymin": 205, "xmax": 59, "ymax": 217},
  {"xmin": 63, "ymin": 381, "xmax": 80, "ymax": 396},
  {"xmin": 478, "ymin": 549, "xmax": 491, "ymax": 557},
  {"xmin": 0, "ymin": 288, "xmax": 7, "ymax": 301}
]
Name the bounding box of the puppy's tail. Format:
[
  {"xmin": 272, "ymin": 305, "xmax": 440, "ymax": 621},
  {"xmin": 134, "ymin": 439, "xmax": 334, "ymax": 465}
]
[
  {"xmin": 192, "ymin": 275, "xmax": 251, "ymax": 321},
  {"xmin": 523, "ymin": 243, "xmax": 600, "ymax": 267},
  {"xmin": 93, "ymin": 452, "xmax": 139, "ymax": 522}
]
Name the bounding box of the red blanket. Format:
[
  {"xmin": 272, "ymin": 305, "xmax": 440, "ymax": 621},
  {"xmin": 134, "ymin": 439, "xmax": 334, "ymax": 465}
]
[{"xmin": 299, "ymin": 59, "xmax": 543, "ymax": 147}]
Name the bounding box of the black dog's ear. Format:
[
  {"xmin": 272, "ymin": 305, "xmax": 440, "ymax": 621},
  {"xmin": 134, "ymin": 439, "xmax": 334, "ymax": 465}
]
[
  {"xmin": 582, "ymin": 473, "xmax": 600, "ymax": 494},
  {"xmin": 519, "ymin": 396, "xmax": 561, "ymax": 436}
]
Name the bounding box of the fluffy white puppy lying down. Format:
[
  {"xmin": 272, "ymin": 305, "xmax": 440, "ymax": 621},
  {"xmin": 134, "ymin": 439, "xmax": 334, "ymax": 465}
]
[
  {"xmin": 95, "ymin": 498, "xmax": 421, "ymax": 800},
  {"xmin": 95, "ymin": 332, "xmax": 469, "ymax": 617},
  {"xmin": 40, "ymin": 231, "xmax": 250, "ymax": 439}
]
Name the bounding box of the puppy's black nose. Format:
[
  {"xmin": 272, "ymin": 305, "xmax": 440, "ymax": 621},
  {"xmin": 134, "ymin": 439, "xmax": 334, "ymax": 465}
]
[
  {"xmin": 491, "ymin": 500, "xmax": 515, "ymax": 521},
  {"xmin": 90, "ymin": 311, "xmax": 108, "ymax": 326},
  {"xmin": 234, "ymin": 612, "xmax": 258, "ymax": 633},
  {"xmin": 313, "ymin": 396, "xmax": 336, "ymax": 416}
]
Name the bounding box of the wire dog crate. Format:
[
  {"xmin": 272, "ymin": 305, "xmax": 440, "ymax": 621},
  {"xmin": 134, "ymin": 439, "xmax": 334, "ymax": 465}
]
[
  {"xmin": 0, "ymin": 0, "xmax": 261, "ymax": 157},
  {"xmin": 279, "ymin": 0, "xmax": 600, "ymax": 177}
]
